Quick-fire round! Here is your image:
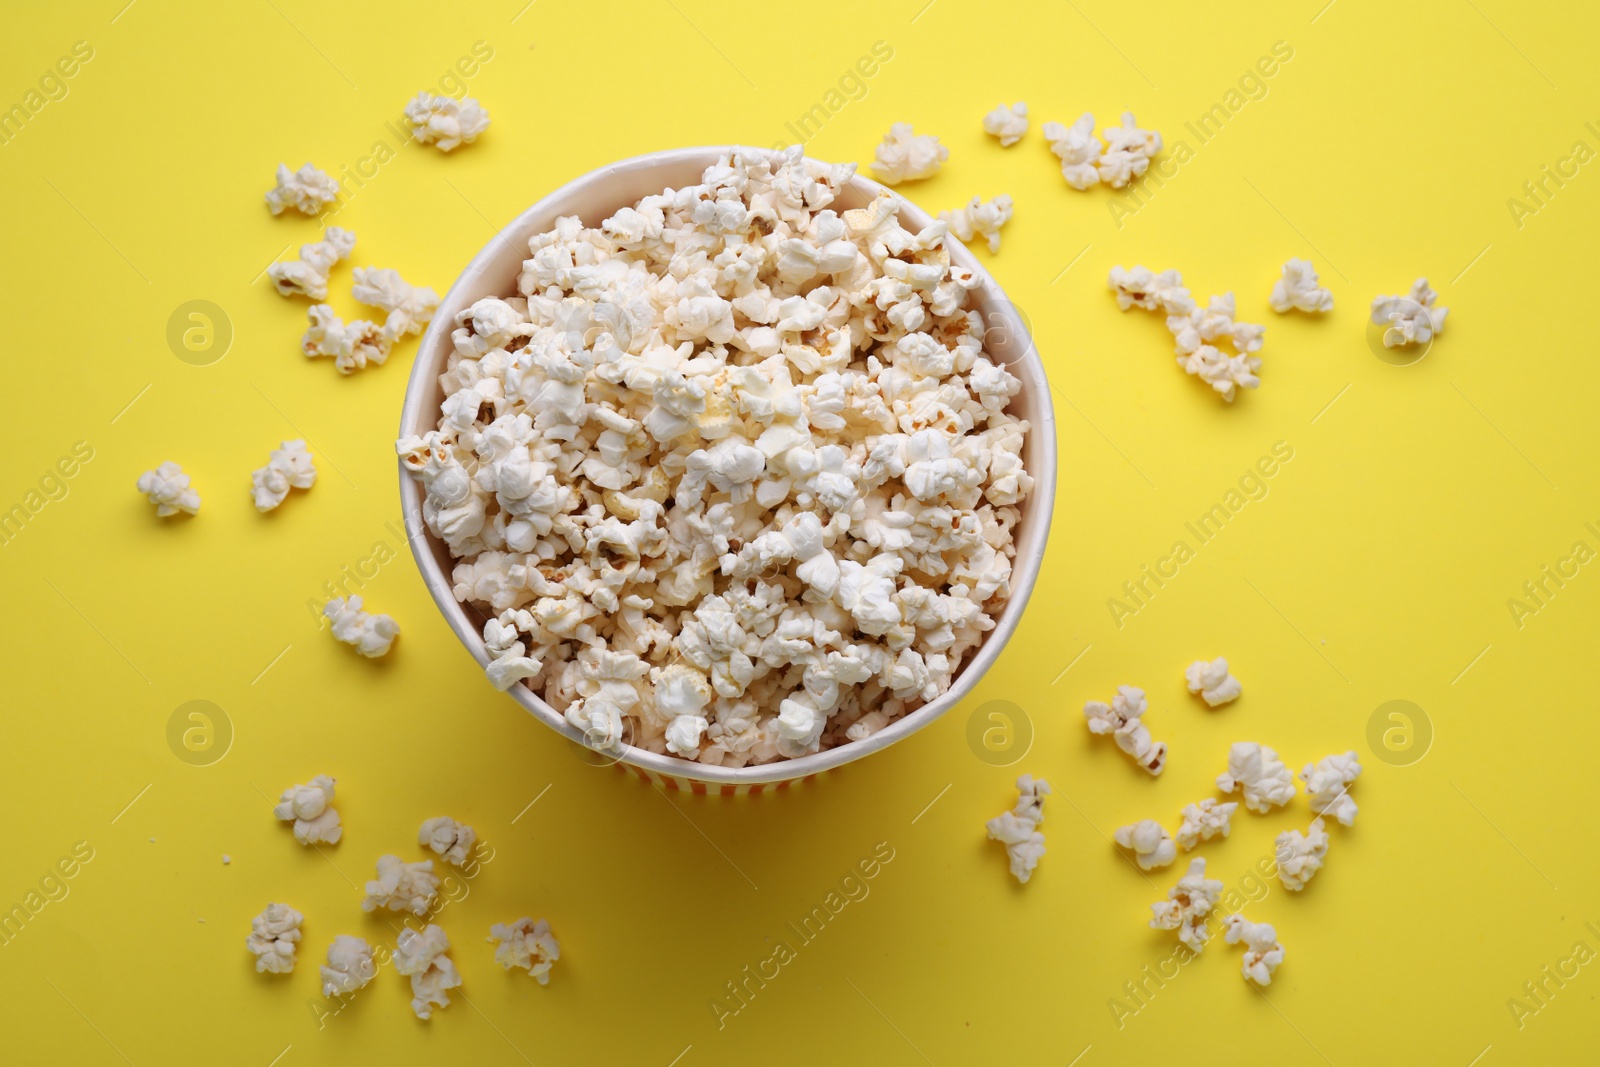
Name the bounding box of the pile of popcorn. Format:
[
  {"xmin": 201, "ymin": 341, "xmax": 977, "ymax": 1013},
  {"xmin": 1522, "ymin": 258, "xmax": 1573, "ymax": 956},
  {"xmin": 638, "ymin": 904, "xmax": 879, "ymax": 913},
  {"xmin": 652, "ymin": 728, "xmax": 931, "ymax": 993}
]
[{"xmin": 398, "ymin": 146, "xmax": 1035, "ymax": 767}]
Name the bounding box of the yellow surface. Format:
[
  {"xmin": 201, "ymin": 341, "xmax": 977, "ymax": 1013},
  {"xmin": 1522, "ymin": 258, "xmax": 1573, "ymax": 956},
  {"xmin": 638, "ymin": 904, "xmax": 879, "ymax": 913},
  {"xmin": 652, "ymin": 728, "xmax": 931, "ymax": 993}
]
[{"xmin": 2, "ymin": 0, "xmax": 1597, "ymax": 1063}]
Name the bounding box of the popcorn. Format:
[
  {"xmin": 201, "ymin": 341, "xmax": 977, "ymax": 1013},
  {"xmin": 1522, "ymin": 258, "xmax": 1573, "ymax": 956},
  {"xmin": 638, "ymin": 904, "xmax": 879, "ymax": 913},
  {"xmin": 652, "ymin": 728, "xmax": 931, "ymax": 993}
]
[
  {"xmin": 1149, "ymin": 858, "xmax": 1223, "ymax": 953},
  {"xmin": 1222, "ymin": 915, "xmax": 1285, "ymax": 985},
  {"xmin": 1108, "ymin": 265, "xmax": 1193, "ymax": 314},
  {"xmin": 1042, "ymin": 113, "xmax": 1102, "ymax": 190},
  {"xmin": 1176, "ymin": 798, "xmax": 1238, "ymax": 851},
  {"xmin": 251, "ymin": 439, "xmax": 317, "ymax": 512},
  {"xmin": 323, "ymin": 596, "xmax": 399, "ymax": 657},
  {"xmin": 1083, "ymin": 685, "xmax": 1167, "ymax": 775},
  {"xmin": 361, "ymin": 855, "xmax": 440, "ymax": 916},
  {"xmin": 404, "ymin": 92, "xmax": 490, "ymax": 152},
  {"xmin": 1300, "ymin": 751, "xmax": 1361, "ymax": 827},
  {"xmin": 1044, "ymin": 112, "xmax": 1161, "ymax": 189},
  {"xmin": 938, "ymin": 195, "xmax": 1014, "ymax": 253},
  {"xmin": 264, "ymin": 162, "xmax": 338, "ymax": 217},
  {"xmin": 1372, "ymin": 277, "xmax": 1448, "ymax": 348},
  {"xmin": 302, "ymin": 305, "xmax": 392, "ymax": 374},
  {"xmin": 872, "ymin": 123, "xmax": 948, "ymax": 184},
  {"xmin": 418, "ymin": 816, "xmax": 478, "ymax": 866},
  {"xmin": 1276, "ymin": 817, "xmax": 1329, "ymax": 891},
  {"xmin": 488, "ymin": 917, "xmax": 561, "ymax": 985},
  {"xmin": 273, "ymin": 774, "xmax": 341, "ymax": 845},
  {"xmin": 986, "ymin": 774, "xmax": 1050, "ymax": 883},
  {"xmin": 136, "ymin": 461, "xmax": 200, "ymax": 517},
  {"xmin": 1184, "ymin": 656, "xmax": 1241, "ymax": 707},
  {"xmin": 321, "ymin": 935, "xmax": 376, "ymax": 997},
  {"xmin": 1113, "ymin": 819, "xmax": 1176, "ymax": 870},
  {"xmin": 393, "ymin": 924, "xmax": 462, "ymax": 1019},
  {"xmin": 982, "ymin": 102, "xmax": 1029, "ymax": 147},
  {"xmin": 1270, "ymin": 257, "xmax": 1333, "ymax": 314},
  {"xmin": 352, "ymin": 266, "xmax": 441, "ymax": 340},
  {"xmin": 268, "ymin": 227, "xmax": 355, "ymax": 301},
  {"xmin": 246, "ymin": 903, "xmax": 303, "ymax": 974},
  {"xmin": 1216, "ymin": 742, "xmax": 1296, "ymax": 814},
  {"xmin": 399, "ymin": 148, "xmax": 1032, "ymax": 764},
  {"xmin": 1110, "ymin": 266, "xmax": 1263, "ymax": 401}
]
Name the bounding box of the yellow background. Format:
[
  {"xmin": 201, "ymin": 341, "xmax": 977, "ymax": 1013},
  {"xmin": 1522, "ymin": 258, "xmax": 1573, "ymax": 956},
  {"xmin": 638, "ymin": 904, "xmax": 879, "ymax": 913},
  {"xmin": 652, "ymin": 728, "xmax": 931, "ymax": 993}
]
[{"xmin": 2, "ymin": 0, "xmax": 1596, "ymax": 1063}]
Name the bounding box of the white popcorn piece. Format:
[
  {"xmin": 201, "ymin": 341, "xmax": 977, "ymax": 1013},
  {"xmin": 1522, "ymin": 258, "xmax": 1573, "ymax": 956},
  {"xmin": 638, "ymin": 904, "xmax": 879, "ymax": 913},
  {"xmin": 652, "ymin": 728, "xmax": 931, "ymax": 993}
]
[
  {"xmin": 362, "ymin": 855, "xmax": 440, "ymax": 916},
  {"xmin": 1184, "ymin": 656, "xmax": 1241, "ymax": 707},
  {"xmin": 1096, "ymin": 112, "xmax": 1162, "ymax": 188},
  {"xmin": 1113, "ymin": 819, "xmax": 1176, "ymax": 871},
  {"xmin": 352, "ymin": 266, "xmax": 441, "ymax": 341},
  {"xmin": 136, "ymin": 461, "xmax": 201, "ymax": 517},
  {"xmin": 488, "ymin": 917, "xmax": 561, "ymax": 985},
  {"xmin": 1300, "ymin": 751, "xmax": 1361, "ymax": 827},
  {"xmin": 246, "ymin": 902, "xmax": 303, "ymax": 975},
  {"xmin": 399, "ymin": 147, "xmax": 1033, "ymax": 765},
  {"xmin": 1270, "ymin": 257, "xmax": 1333, "ymax": 314},
  {"xmin": 1276, "ymin": 817, "xmax": 1329, "ymax": 891},
  {"xmin": 404, "ymin": 92, "xmax": 490, "ymax": 152},
  {"xmin": 1110, "ymin": 266, "xmax": 1263, "ymax": 402},
  {"xmin": 1042, "ymin": 113, "xmax": 1102, "ymax": 190},
  {"xmin": 323, "ymin": 596, "xmax": 399, "ymax": 657},
  {"xmin": 1372, "ymin": 277, "xmax": 1448, "ymax": 347},
  {"xmin": 1216, "ymin": 742, "xmax": 1296, "ymax": 814},
  {"xmin": 418, "ymin": 816, "xmax": 478, "ymax": 866},
  {"xmin": 1149, "ymin": 858, "xmax": 1223, "ymax": 953},
  {"xmin": 264, "ymin": 162, "xmax": 338, "ymax": 217},
  {"xmin": 1176, "ymin": 798, "xmax": 1238, "ymax": 851},
  {"xmin": 321, "ymin": 935, "xmax": 376, "ymax": 997},
  {"xmin": 1108, "ymin": 265, "xmax": 1194, "ymax": 314},
  {"xmin": 251, "ymin": 439, "xmax": 317, "ymax": 512},
  {"xmin": 986, "ymin": 774, "xmax": 1051, "ymax": 883},
  {"xmin": 1222, "ymin": 915, "xmax": 1285, "ymax": 985},
  {"xmin": 393, "ymin": 924, "xmax": 462, "ymax": 1019},
  {"xmin": 268, "ymin": 227, "xmax": 356, "ymax": 301},
  {"xmin": 273, "ymin": 774, "xmax": 342, "ymax": 845},
  {"xmin": 1083, "ymin": 686, "xmax": 1167, "ymax": 775},
  {"xmin": 872, "ymin": 122, "xmax": 948, "ymax": 184},
  {"xmin": 939, "ymin": 195, "xmax": 1013, "ymax": 254},
  {"xmin": 302, "ymin": 304, "xmax": 393, "ymax": 375},
  {"xmin": 982, "ymin": 102, "xmax": 1029, "ymax": 147}
]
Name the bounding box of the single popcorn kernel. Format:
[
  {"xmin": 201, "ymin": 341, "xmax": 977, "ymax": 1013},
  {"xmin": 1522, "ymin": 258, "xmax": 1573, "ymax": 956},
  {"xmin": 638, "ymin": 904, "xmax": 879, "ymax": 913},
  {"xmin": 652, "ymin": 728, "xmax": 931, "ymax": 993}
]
[
  {"xmin": 872, "ymin": 123, "xmax": 948, "ymax": 184},
  {"xmin": 251, "ymin": 439, "xmax": 316, "ymax": 512},
  {"xmin": 1371, "ymin": 277, "xmax": 1448, "ymax": 348},
  {"xmin": 1216, "ymin": 741, "xmax": 1295, "ymax": 814},
  {"xmin": 418, "ymin": 816, "xmax": 478, "ymax": 866},
  {"xmin": 986, "ymin": 774, "xmax": 1050, "ymax": 883},
  {"xmin": 488, "ymin": 918, "xmax": 561, "ymax": 985},
  {"xmin": 982, "ymin": 102, "xmax": 1029, "ymax": 147},
  {"xmin": 1222, "ymin": 915, "xmax": 1285, "ymax": 984},
  {"xmin": 273, "ymin": 774, "xmax": 341, "ymax": 845},
  {"xmin": 324, "ymin": 596, "xmax": 399, "ymax": 657},
  {"xmin": 939, "ymin": 195, "xmax": 1014, "ymax": 254},
  {"xmin": 362, "ymin": 855, "xmax": 440, "ymax": 916},
  {"xmin": 246, "ymin": 902, "xmax": 303, "ymax": 974},
  {"xmin": 1270, "ymin": 258, "xmax": 1334, "ymax": 313},
  {"xmin": 1083, "ymin": 685, "xmax": 1167, "ymax": 775},
  {"xmin": 321, "ymin": 935, "xmax": 376, "ymax": 997},
  {"xmin": 394, "ymin": 924, "xmax": 461, "ymax": 1019},
  {"xmin": 268, "ymin": 227, "xmax": 355, "ymax": 302},
  {"xmin": 1184, "ymin": 656, "xmax": 1241, "ymax": 707},
  {"xmin": 264, "ymin": 162, "xmax": 338, "ymax": 217},
  {"xmin": 1150, "ymin": 858, "xmax": 1223, "ymax": 953},
  {"xmin": 137, "ymin": 461, "xmax": 201, "ymax": 517},
  {"xmin": 1276, "ymin": 817, "xmax": 1330, "ymax": 891},
  {"xmin": 404, "ymin": 92, "xmax": 490, "ymax": 152},
  {"xmin": 1113, "ymin": 818, "xmax": 1176, "ymax": 870}
]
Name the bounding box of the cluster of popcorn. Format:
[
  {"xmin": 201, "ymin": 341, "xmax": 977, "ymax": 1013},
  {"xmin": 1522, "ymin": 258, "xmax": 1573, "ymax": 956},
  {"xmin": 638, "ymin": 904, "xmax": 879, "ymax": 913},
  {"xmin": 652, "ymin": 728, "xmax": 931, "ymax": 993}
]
[
  {"xmin": 404, "ymin": 92, "xmax": 490, "ymax": 153},
  {"xmin": 986, "ymin": 774, "xmax": 1050, "ymax": 883},
  {"xmin": 399, "ymin": 147, "xmax": 1033, "ymax": 766},
  {"xmin": 1109, "ymin": 266, "xmax": 1265, "ymax": 402},
  {"xmin": 1372, "ymin": 277, "xmax": 1448, "ymax": 348},
  {"xmin": 1043, "ymin": 112, "xmax": 1160, "ymax": 190}
]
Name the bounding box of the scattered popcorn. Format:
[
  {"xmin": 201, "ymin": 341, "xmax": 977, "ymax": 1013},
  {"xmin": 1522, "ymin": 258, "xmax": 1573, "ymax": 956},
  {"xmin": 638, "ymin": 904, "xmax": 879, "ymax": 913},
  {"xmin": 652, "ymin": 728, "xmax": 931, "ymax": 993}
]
[
  {"xmin": 399, "ymin": 147, "xmax": 1033, "ymax": 764},
  {"xmin": 939, "ymin": 195, "xmax": 1014, "ymax": 253},
  {"xmin": 324, "ymin": 596, "xmax": 399, "ymax": 657},
  {"xmin": 982, "ymin": 102, "xmax": 1029, "ymax": 147},
  {"xmin": 268, "ymin": 227, "xmax": 355, "ymax": 301},
  {"xmin": 404, "ymin": 92, "xmax": 490, "ymax": 152},
  {"xmin": 1083, "ymin": 686, "xmax": 1167, "ymax": 775},
  {"xmin": 1109, "ymin": 266, "xmax": 1263, "ymax": 402},
  {"xmin": 136, "ymin": 461, "xmax": 201, "ymax": 517},
  {"xmin": 872, "ymin": 122, "xmax": 948, "ymax": 183},
  {"xmin": 1113, "ymin": 819, "xmax": 1176, "ymax": 871},
  {"xmin": 1269, "ymin": 257, "xmax": 1333, "ymax": 314},
  {"xmin": 1149, "ymin": 858, "xmax": 1223, "ymax": 953},
  {"xmin": 393, "ymin": 924, "xmax": 462, "ymax": 1019},
  {"xmin": 251, "ymin": 439, "xmax": 317, "ymax": 512},
  {"xmin": 1276, "ymin": 817, "xmax": 1329, "ymax": 891},
  {"xmin": 1096, "ymin": 112, "xmax": 1162, "ymax": 188},
  {"xmin": 321, "ymin": 935, "xmax": 376, "ymax": 997},
  {"xmin": 1222, "ymin": 915, "xmax": 1285, "ymax": 985},
  {"xmin": 246, "ymin": 902, "xmax": 303, "ymax": 974},
  {"xmin": 1184, "ymin": 656, "xmax": 1241, "ymax": 707},
  {"xmin": 1300, "ymin": 751, "xmax": 1361, "ymax": 827},
  {"xmin": 1372, "ymin": 277, "xmax": 1448, "ymax": 348},
  {"xmin": 1042, "ymin": 113, "xmax": 1101, "ymax": 190},
  {"xmin": 352, "ymin": 266, "xmax": 441, "ymax": 340},
  {"xmin": 302, "ymin": 305, "xmax": 392, "ymax": 375},
  {"xmin": 273, "ymin": 774, "xmax": 342, "ymax": 845},
  {"xmin": 418, "ymin": 816, "xmax": 478, "ymax": 866},
  {"xmin": 1216, "ymin": 742, "xmax": 1296, "ymax": 814},
  {"xmin": 361, "ymin": 855, "xmax": 440, "ymax": 916},
  {"xmin": 488, "ymin": 917, "xmax": 561, "ymax": 985},
  {"xmin": 1175, "ymin": 798, "xmax": 1238, "ymax": 851},
  {"xmin": 986, "ymin": 774, "xmax": 1051, "ymax": 883},
  {"xmin": 264, "ymin": 162, "xmax": 338, "ymax": 217}
]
